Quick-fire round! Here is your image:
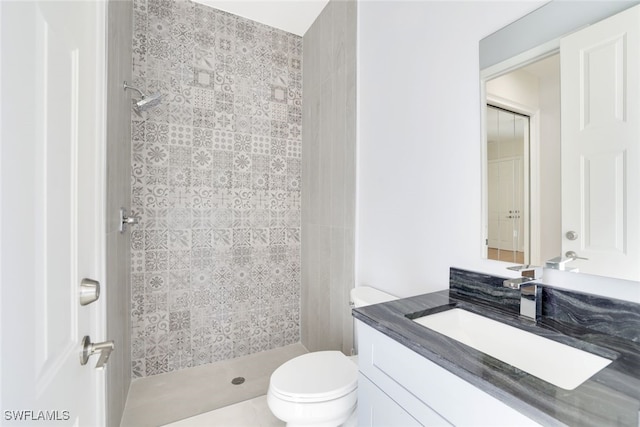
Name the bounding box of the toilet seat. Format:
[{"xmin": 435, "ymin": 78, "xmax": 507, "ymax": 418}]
[{"xmin": 269, "ymin": 351, "xmax": 358, "ymax": 403}]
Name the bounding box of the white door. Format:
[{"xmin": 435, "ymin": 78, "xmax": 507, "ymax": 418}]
[
  {"xmin": 561, "ymin": 4, "xmax": 640, "ymax": 281},
  {"xmin": 487, "ymin": 161, "xmax": 501, "ymax": 249},
  {"xmin": 488, "ymin": 158, "xmax": 523, "ymax": 252},
  {"xmin": 1, "ymin": 1, "xmax": 106, "ymax": 424}
]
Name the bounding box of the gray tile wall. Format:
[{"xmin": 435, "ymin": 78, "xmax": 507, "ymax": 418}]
[
  {"xmin": 301, "ymin": 0, "xmax": 357, "ymax": 354},
  {"xmin": 106, "ymin": 0, "xmax": 133, "ymax": 424},
  {"xmin": 130, "ymin": 0, "xmax": 302, "ymax": 377}
]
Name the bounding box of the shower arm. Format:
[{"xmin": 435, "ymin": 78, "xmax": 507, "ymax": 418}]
[{"xmin": 123, "ymin": 81, "xmax": 147, "ymax": 99}]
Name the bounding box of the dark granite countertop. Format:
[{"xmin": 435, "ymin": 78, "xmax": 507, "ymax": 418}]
[{"xmin": 352, "ymin": 286, "xmax": 640, "ymax": 426}]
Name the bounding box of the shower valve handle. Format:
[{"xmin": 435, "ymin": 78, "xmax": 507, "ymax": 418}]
[{"xmin": 119, "ymin": 207, "xmax": 139, "ymax": 233}]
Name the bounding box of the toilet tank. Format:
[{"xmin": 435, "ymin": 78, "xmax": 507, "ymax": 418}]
[{"xmin": 350, "ymin": 286, "xmax": 397, "ymax": 308}]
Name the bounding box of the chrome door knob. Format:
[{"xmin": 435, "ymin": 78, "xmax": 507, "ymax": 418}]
[{"xmin": 80, "ymin": 336, "xmax": 115, "ymax": 369}]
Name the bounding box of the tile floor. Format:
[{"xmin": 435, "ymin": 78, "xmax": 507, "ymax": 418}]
[
  {"xmin": 163, "ymin": 395, "xmax": 283, "ymax": 427},
  {"xmin": 120, "ymin": 343, "xmax": 307, "ymax": 427}
]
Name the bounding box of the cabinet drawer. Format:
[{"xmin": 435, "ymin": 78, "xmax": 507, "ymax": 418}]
[
  {"xmin": 358, "ymin": 374, "xmax": 423, "ymax": 427},
  {"xmin": 357, "ymin": 321, "xmax": 540, "ymax": 426}
]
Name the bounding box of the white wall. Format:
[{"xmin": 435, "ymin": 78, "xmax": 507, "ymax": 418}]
[
  {"xmin": 356, "ymin": 1, "xmax": 640, "ymax": 303},
  {"xmin": 105, "ymin": 0, "xmax": 132, "ymax": 423},
  {"xmin": 302, "ymin": 0, "xmax": 357, "ymax": 354}
]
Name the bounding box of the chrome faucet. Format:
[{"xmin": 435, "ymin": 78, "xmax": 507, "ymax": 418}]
[{"xmin": 503, "ymin": 265, "xmax": 542, "ymax": 320}]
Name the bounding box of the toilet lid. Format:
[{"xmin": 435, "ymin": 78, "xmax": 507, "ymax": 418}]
[{"xmin": 270, "ymin": 351, "xmax": 358, "ymax": 402}]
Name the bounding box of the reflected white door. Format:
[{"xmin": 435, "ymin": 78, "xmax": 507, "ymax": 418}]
[
  {"xmin": 1, "ymin": 1, "xmax": 106, "ymax": 424},
  {"xmin": 488, "ymin": 158, "xmax": 523, "ymax": 252},
  {"xmin": 561, "ymin": 4, "xmax": 640, "ymax": 281}
]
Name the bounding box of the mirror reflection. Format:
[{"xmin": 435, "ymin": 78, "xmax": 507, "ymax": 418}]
[
  {"xmin": 485, "ymin": 54, "xmax": 560, "ymax": 267},
  {"xmin": 481, "ymin": 2, "xmax": 640, "ymax": 282},
  {"xmin": 486, "ymin": 106, "xmax": 528, "ymax": 264}
]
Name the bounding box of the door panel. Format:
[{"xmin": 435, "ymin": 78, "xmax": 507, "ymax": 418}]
[
  {"xmin": 1, "ymin": 1, "xmax": 106, "ymax": 424},
  {"xmin": 561, "ymin": 4, "xmax": 640, "ymax": 280},
  {"xmin": 488, "ymin": 157, "xmax": 524, "ymax": 252},
  {"xmin": 582, "ymin": 152, "xmax": 625, "ymax": 252},
  {"xmin": 488, "ymin": 162, "xmax": 500, "ymax": 248},
  {"xmin": 581, "ymin": 35, "xmax": 626, "ymax": 128},
  {"xmin": 486, "ymin": 105, "xmax": 528, "ymax": 262},
  {"xmin": 35, "ymin": 2, "xmax": 79, "ymax": 383}
]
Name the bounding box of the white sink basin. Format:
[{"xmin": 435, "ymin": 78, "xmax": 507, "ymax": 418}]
[{"xmin": 413, "ymin": 308, "xmax": 612, "ymax": 390}]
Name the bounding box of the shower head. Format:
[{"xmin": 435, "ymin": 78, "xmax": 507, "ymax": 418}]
[{"xmin": 123, "ymin": 81, "xmax": 163, "ymax": 117}]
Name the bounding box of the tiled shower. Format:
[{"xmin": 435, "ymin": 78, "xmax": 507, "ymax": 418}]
[{"xmin": 129, "ymin": 0, "xmax": 303, "ymax": 377}]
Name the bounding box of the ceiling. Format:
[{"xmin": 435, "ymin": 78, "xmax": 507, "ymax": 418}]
[
  {"xmin": 522, "ymin": 53, "xmax": 559, "ymax": 79},
  {"xmin": 192, "ymin": 0, "xmax": 330, "ymax": 36}
]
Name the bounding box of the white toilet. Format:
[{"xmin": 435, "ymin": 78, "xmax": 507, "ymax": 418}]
[{"xmin": 267, "ymin": 286, "xmax": 397, "ymax": 427}]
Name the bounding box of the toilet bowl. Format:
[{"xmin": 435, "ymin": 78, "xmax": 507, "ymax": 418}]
[
  {"xmin": 267, "ymin": 286, "xmax": 397, "ymax": 426},
  {"xmin": 267, "ymin": 351, "xmax": 358, "ymax": 427}
]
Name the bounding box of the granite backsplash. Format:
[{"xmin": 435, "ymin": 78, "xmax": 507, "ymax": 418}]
[{"xmin": 449, "ymin": 267, "xmax": 640, "ymax": 345}]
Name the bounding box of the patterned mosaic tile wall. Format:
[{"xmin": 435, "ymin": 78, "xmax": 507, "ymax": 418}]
[{"xmin": 130, "ymin": 0, "xmax": 302, "ymax": 377}]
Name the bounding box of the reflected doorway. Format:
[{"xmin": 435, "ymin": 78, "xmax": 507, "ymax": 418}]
[{"xmin": 486, "ymin": 105, "xmax": 529, "ymax": 264}]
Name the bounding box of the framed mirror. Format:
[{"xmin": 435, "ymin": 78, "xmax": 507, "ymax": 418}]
[{"xmin": 480, "ymin": 1, "xmax": 640, "ymax": 282}]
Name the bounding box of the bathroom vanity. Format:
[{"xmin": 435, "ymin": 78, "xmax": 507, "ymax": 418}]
[
  {"xmin": 357, "ymin": 321, "xmax": 540, "ymax": 426},
  {"xmin": 352, "ymin": 269, "xmax": 640, "ymax": 426}
]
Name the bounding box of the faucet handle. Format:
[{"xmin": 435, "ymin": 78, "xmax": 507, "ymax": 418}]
[{"xmin": 507, "ymin": 264, "xmax": 542, "ymax": 280}]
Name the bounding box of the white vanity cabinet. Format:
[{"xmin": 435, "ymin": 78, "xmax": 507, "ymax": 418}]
[{"xmin": 356, "ymin": 321, "xmax": 541, "ymax": 426}]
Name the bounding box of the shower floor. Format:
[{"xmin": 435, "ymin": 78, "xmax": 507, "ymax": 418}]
[{"xmin": 120, "ymin": 343, "xmax": 307, "ymax": 427}]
